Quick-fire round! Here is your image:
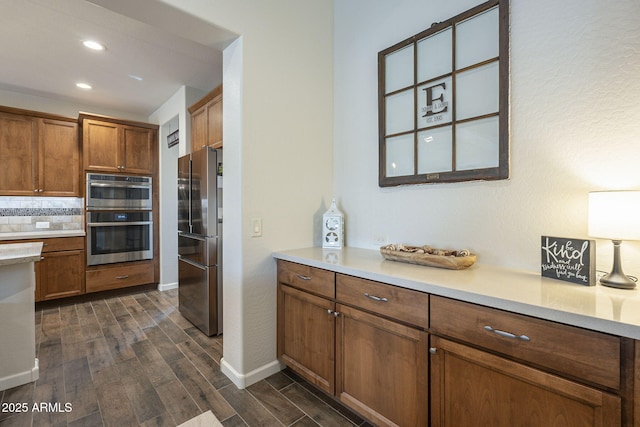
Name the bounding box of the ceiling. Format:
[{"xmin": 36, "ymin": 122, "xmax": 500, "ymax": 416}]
[{"xmin": 0, "ymin": 0, "xmax": 233, "ymax": 117}]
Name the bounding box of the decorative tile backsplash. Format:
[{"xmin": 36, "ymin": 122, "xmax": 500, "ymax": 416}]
[{"xmin": 0, "ymin": 197, "xmax": 84, "ymax": 233}]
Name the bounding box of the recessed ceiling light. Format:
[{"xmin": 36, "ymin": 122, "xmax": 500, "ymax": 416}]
[
  {"xmin": 83, "ymin": 40, "xmax": 105, "ymax": 51},
  {"xmin": 76, "ymin": 82, "xmax": 92, "ymax": 90}
]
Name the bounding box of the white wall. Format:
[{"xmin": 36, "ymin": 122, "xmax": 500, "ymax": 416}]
[
  {"xmin": 158, "ymin": 0, "xmax": 334, "ymax": 387},
  {"xmin": 334, "ymin": 0, "xmax": 640, "ymax": 276},
  {"xmin": 148, "ymin": 86, "xmax": 208, "ymax": 290}
]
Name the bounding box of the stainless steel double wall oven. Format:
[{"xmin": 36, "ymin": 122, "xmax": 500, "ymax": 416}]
[{"xmin": 86, "ymin": 173, "xmax": 153, "ymax": 266}]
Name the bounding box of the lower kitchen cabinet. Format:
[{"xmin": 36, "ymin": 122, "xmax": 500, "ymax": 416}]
[
  {"xmin": 38, "ymin": 248, "xmax": 85, "ymax": 301},
  {"xmin": 276, "ymin": 260, "xmax": 429, "ymax": 427},
  {"xmin": 277, "ymin": 283, "xmax": 336, "ymax": 394},
  {"xmin": 85, "ymin": 260, "xmax": 154, "ymax": 293},
  {"xmin": 3, "ymin": 236, "xmax": 86, "ymax": 302},
  {"xmin": 429, "ymin": 335, "xmax": 620, "ymax": 427},
  {"xmin": 336, "ymin": 303, "xmax": 429, "ymax": 427}
]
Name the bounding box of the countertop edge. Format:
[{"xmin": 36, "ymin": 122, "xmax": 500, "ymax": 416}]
[
  {"xmin": 273, "ymin": 247, "xmax": 640, "ymax": 340},
  {"xmin": 0, "ymin": 242, "xmax": 44, "ymax": 266},
  {"xmin": 0, "ymin": 230, "xmax": 85, "ymax": 241}
]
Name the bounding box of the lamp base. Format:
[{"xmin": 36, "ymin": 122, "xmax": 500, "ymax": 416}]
[
  {"xmin": 600, "ymin": 240, "xmax": 637, "ymax": 290},
  {"xmin": 599, "ymin": 271, "xmax": 636, "ymax": 290}
]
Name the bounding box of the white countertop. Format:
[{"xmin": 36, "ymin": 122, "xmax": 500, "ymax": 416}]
[
  {"xmin": 0, "ymin": 230, "xmax": 85, "ymax": 241},
  {"xmin": 0, "ymin": 242, "xmax": 43, "ymax": 266},
  {"xmin": 273, "ymin": 247, "xmax": 640, "ymax": 340}
]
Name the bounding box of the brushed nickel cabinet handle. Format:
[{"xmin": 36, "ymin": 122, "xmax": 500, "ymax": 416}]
[
  {"xmin": 115, "ymin": 275, "xmax": 129, "ymax": 280},
  {"xmin": 364, "ymin": 293, "xmax": 388, "ymax": 302},
  {"xmin": 429, "ymin": 347, "xmax": 437, "ymax": 354},
  {"xmin": 296, "ymin": 274, "xmax": 312, "ymax": 281},
  {"xmin": 333, "ymin": 311, "xmax": 340, "ymax": 317},
  {"xmin": 484, "ymin": 325, "xmax": 530, "ymax": 341}
]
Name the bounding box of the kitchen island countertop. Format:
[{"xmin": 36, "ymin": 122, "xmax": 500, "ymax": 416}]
[
  {"xmin": 0, "ymin": 242, "xmax": 44, "ymax": 266},
  {"xmin": 273, "ymin": 246, "xmax": 640, "ymax": 340}
]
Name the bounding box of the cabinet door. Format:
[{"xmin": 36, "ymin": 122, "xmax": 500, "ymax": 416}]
[
  {"xmin": 277, "ymin": 284, "xmax": 335, "ymax": 394},
  {"xmin": 191, "ymin": 105, "xmax": 207, "ymax": 152},
  {"xmin": 336, "ymin": 304, "xmax": 429, "ymax": 427},
  {"xmin": 0, "ymin": 112, "xmax": 37, "ymax": 195},
  {"xmin": 121, "ymin": 125, "xmax": 155, "ymax": 174},
  {"xmin": 38, "ymin": 250, "xmax": 85, "ymax": 301},
  {"xmin": 207, "ymin": 97, "xmax": 222, "ymax": 148},
  {"xmin": 39, "ymin": 118, "xmax": 80, "ymax": 196},
  {"xmin": 430, "ymin": 336, "xmax": 621, "ymax": 427},
  {"xmin": 83, "ymin": 119, "xmax": 120, "ymax": 172}
]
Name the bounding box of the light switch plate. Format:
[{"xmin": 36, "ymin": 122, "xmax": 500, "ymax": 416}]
[{"xmin": 251, "ymin": 218, "xmax": 262, "ymax": 237}]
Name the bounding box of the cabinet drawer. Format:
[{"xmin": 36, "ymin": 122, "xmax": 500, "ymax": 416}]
[
  {"xmin": 42, "ymin": 237, "xmax": 84, "ymax": 252},
  {"xmin": 86, "ymin": 262, "xmax": 154, "ymax": 293},
  {"xmin": 336, "ymin": 274, "xmax": 428, "ymax": 329},
  {"xmin": 277, "ymin": 260, "xmax": 335, "ymax": 298},
  {"xmin": 430, "ymin": 295, "xmax": 621, "ymax": 390},
  {"xmin": 2, "ymin": 236, "xmax": 84, "ymax": 252}
]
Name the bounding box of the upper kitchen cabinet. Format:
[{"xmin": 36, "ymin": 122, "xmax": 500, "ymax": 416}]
[
  {"xmin": 189, "ymin": 84, "xmax": 222, "ymax": 152},
  {"xmin": 81, "ymin": 114, "xmax": 158, "ymax": 175},
  {"xmin": 0, "ymin": 107, "xmax": 80, "ymax": 197}
]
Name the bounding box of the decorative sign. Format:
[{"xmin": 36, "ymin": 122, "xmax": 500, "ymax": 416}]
[
  {"xmin": 167, "ymin": 129, "xmax": 179, "ymax": 148},
  {"xmin": 540, "ymin": 236, "xmax": 595, "ymax": 286}
]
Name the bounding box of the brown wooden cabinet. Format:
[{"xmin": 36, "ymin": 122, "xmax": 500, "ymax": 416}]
[
  {"xmin": 0, "ymin": 108, "xmax": 79, "ymax": 196},
  {"xmin": 37, "ymin": 237, "xmax": 85, "ymax": 301},
  {"xmin": 429, "ymin": 335, "xmax": 620, "ymax": 427},
  {"xmin": 278, "ymin": 284, "xmax": 336, "ymax": 394},
  {"xmin": 86, "ymin": 260, "xmax": 155, "ymax": 293},
  {"xmin": 276, "ymin": 261, "xmax": 429, "ymax": 427},
  {"xmin": 336, "ymin": 303, "xmax": 429, "ymax": 427},
  {"xmin": 189, "ymin": 84, "xmax": 222, "ymax": 152},
  {"xmin": 82, "ymin": 116, "xmax": 156, "ymax": 175},
  {"xmin": 429, "ymin": 295, "xmax": 623, "ymax": 426},
  {"xmin": 1, "ymin": 237, "xmax": 85, "ymax": 302}
]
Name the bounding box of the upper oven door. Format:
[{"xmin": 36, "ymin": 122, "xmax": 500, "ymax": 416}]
[{"xmin": 86, "ymin": 173, "xmax": 152, "ymax": 210}]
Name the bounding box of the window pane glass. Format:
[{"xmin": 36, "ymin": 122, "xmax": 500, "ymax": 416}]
[
  {"xmin": 385, "ymin": 44, "xmax": 414, "ymax": 93},
  {"xmin": 385, "ymin": 134, "xmax": 414, "ymax": 177},
  {"xmin": 417, "ymin": 29, "xmax": 452, "ymax": 82},
  {"xmin": 456, "ymin": 61, "xmax": 499, "ymax": 120},
  {"xmin": 456, "ymin": 7, "xmax": 499, "ymax": 69},
  {"xmin": 418, "ymin": 126, "xmax": 452, "ymax": 174},
  {"xmin": 417, "ymin": 76, "xmax": 452, "ymax": 129},
  {"xmin": 385, "ymin": 89, "xmax": 414, "ymax": 135},
  {"xmin": 456, "ymin": 116, "xmax": 499, "ymax": 170}
]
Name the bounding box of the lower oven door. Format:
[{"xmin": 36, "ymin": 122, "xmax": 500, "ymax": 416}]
[{"xmin": 87, "ymin": 211, "xmax": 153, "ymax": 266}]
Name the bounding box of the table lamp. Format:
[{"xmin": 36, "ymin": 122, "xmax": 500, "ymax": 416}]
[{"xmin": 588, "ymin": 190, "xmax": 640, "ymax": 289}]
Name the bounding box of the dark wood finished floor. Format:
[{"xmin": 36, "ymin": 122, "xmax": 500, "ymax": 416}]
[{"xmin": 0, "ymin": 289, "xmax": 370, "ymax": 427}]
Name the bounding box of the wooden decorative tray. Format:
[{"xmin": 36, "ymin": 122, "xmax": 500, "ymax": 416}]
[{"xmin": 380, "ymin": 244, "xmax": 476, "ymax": 270}]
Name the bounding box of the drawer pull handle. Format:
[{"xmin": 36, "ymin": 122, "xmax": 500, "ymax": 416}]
[
  {"xmin": 364, "ymin": 293, "xmax": 388, "ymax": 302},
  {"xmin": 484, "ymin": 325, "xmax": 530, "ymax": 341},
  {"xmin": 296, "ymin": 274, "xmax": 312, "ymax": 281},
  {"xmin": 116, "ymin": 275, "xmax": 129, "ymax": 280}
]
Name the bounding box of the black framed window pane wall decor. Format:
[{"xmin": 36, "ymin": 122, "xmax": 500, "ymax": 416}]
[{"xmin": 379, "ymin": 0, "xmax": 509, "ymax": 186}]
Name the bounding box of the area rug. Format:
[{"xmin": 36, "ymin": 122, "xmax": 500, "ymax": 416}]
[{"xmin": 178, "ymin": 410, "xmax": 223, "ymax": 427}]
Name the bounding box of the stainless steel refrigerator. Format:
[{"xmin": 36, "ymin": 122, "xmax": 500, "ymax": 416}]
[{"xmin": 178, "ymin": 147, "xmax": 222, "ymax": 336}]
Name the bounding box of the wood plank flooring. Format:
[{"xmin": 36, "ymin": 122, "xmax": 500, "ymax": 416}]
[{"xmin": 0, "ymin": 289, "xmax": 370, "ymax": 427}]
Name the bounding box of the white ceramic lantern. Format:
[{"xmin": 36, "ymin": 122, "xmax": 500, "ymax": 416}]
[{"xmin": 322, "ymin": 199, "xmax": 344, "ymax": 249}]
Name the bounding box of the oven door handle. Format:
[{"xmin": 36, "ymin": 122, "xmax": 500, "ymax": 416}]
[
  {"xmin": 87, "ymin": 221, "xmax": 153, "ymax": 227},
  {"xmin": 89, "ymin": 182, "xmax": 151, "ymax": 189}
]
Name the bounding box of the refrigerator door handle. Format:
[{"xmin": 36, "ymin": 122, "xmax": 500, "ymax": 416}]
[{"xmin": 178, "ymin": 255, "xmax": 206, "ymax": 270}]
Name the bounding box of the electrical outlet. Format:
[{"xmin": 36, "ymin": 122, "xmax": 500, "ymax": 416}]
[{"xmin": 36, "ymin": 221, "xmax": 50, "ymax": 229}]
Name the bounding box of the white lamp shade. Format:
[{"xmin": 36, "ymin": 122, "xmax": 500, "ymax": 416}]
[{"xmin": 588, "ymin": 191, "xmax": 640, "ymax": 240}]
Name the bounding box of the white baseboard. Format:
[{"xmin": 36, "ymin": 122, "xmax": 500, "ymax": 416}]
[
  {"xmin": 157, "ymin": 282, "xmax": 178, "ymax": 291},
  {"xmin": 220, "ymin": 358, "xmax": 285, "ymax": 389},
  {"xmin": 0, "ymin": 358, "xmax": 38, "ymax": 392}
]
